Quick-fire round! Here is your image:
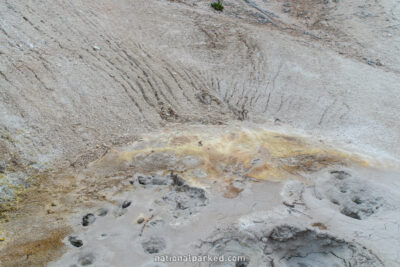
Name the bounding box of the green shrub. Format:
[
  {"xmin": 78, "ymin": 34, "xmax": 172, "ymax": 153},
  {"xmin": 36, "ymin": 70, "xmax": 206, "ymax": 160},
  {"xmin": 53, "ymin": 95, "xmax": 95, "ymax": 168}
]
[{"xmin": 211, "ymin": 1, "xmax": 224, "ymax": 11}]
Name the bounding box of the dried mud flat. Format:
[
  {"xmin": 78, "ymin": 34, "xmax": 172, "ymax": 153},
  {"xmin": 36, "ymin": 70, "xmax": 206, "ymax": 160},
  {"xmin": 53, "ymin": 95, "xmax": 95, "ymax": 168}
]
[{"xmin": 1, "ymin": 0, "xmax": 400, "ymax": 266}]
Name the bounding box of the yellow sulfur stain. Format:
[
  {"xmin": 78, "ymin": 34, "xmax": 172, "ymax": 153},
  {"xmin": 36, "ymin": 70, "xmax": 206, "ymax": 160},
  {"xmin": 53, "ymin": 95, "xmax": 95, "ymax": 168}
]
[{"xmin": 91, "ymin": 128, "xmax": 368, "ymax": 183}]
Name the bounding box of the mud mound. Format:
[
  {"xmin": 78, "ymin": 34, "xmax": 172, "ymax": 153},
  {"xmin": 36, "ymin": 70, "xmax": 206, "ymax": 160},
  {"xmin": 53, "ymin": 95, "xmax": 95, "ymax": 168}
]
[
  {"xmin": 161, "ymin": 173, "xmax": 208, "ymax": 217},
  {"xmin": 314, "ymin": 170, "xmax": 388, "ymax": 220},
  {"xmin": 133, "ymin": 172, "xmax": 209, "ymax": 217},
  {"xmin": 200, "ymin": 225, "xmax": 383, "ymax": 266},
  {"xmin": 265, "ymin": 225, "xmax": 382, "ymax": 266}
]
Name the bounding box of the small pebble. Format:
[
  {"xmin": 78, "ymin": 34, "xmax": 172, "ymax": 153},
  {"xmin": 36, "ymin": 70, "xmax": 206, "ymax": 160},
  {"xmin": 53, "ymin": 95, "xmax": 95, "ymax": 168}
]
[
  {"xmin": 82, "ymin": 213, "xmax": 96, "ymax": 226},
  {"xmin": 122, "ymin": 200, "xmax": 132, "ymax": 209},
  {"xmin": 137, "ymin": 217, "xmax": 145, "ymax": 224},
  {"xmin": 68, "ymin": 236, "xmax": 83, "ymax": 247},
  {"xmin": 96, "ymin": 208, "xmax": 108, "ymax": 217}
]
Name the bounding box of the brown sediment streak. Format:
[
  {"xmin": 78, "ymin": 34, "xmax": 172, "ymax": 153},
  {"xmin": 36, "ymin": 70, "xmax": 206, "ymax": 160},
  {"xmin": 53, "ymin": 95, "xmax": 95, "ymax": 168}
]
[{"xmin": 0, "ymin": 228, "xmax": 69, "ymax": 266}]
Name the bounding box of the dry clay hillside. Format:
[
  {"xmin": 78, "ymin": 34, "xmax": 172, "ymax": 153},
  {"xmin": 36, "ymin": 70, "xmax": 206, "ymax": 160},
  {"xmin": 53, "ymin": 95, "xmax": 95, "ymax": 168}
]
[
  {"xmin": 1, "ymin": 0, "xmax": 400, "ymax": 163},
  {"xmin": 1, "ymin": 0, "xmax": 400, "ymax": 266}
]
